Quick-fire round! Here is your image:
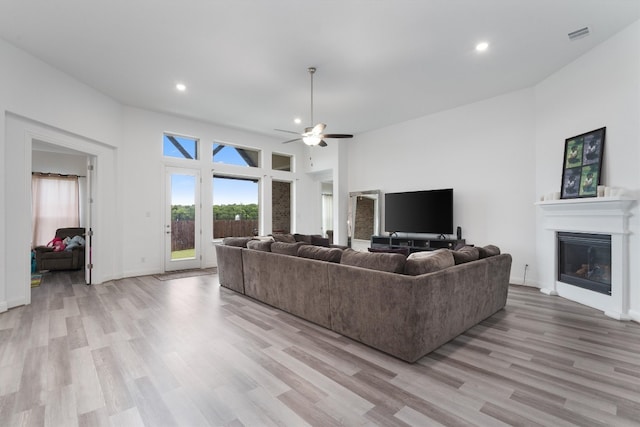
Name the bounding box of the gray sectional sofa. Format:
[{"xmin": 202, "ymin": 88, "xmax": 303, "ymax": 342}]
[{"xmin": 215, "ymin": 235, "xmax": 512, "ymax": 363}]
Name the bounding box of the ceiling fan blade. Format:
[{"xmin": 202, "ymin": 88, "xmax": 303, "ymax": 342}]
[
  {"xmin": 275, "ymin": 128, "xmax": 301, "ymax": 135},
  {"xmin": 282, "ymin": 138, "xmax": 301, "ymax": 144},
  {"xmin": 319, "ymin": 140, "xmax": 328, "ymax": 147},
  {"xmin": 311, "ymin": 123, "xmax": 326, "ymax": 135},
  {"xmin": 321, "ymin": 133, "xmax": 354, "ymax": 139}
]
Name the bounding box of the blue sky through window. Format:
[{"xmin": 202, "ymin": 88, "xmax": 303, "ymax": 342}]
[
  {"xmin": 163, "ymin": 134, "xmax": 198, "ymax": 159},
  {"xmin": 170, "ymin": 174, "xmax": 256, "ymax": 206},
  {"xmin": 213, "ymin": 144, "xmax": 259, "ymax": 167},
  {"xmin": 213, "ymin": 176, "xmax": 258, "ymax": 205},
  {"xmin": 171, "ymin": 174, "xmax": 195, "ymax": 205}
]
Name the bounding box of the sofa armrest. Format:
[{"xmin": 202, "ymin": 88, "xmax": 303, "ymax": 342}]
[{"xmin": 215, "ymin": 244, "xmax": 245, "ymax": 293}]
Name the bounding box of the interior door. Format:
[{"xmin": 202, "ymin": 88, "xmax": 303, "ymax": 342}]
[{"xmin": 165, "ymin": 167, "xmax": 201, "ymax": 271}]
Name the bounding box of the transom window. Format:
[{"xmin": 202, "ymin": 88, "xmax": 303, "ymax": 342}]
[
  {"xmin": 213, "ymin": 143, "xmax": 260, "ymax": 168},
  {"xmin": 163, "ymin": 134, "xmax": 198, "ymax": 159},
  {"xmin": 272, "ymin": 153, "xmax": 292, "ymax": 172}
]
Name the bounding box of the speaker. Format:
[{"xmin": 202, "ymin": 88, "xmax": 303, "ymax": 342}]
[{"xmin": 456, "ymin": 226, "xmax": 462, "ymax": 240}]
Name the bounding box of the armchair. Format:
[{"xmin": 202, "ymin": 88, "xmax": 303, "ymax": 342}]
[{"xmin": 34, "ymin": 227, "xmax": 86, "ymax": 271}]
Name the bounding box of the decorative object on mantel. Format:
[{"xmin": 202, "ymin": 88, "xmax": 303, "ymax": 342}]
[
  {"xmin": 540, "ymin": 186, "xmax": 628, "ymax": 202},
  {"xmin": 560, "ymin": 127, "xmax": 605, "ymax": 199}
]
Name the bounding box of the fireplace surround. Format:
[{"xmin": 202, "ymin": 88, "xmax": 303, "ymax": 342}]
[{"xmin": 536, "ymin": 197, "xmax": 634, "ymax": 320}]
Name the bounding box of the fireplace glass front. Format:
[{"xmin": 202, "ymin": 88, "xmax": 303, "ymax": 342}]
[{"xmin": 557, "ymin": 232, "xmax": 611, "ymax": 295}]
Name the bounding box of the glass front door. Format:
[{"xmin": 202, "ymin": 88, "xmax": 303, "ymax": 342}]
[{"xmin": 165, "ymin": 167, "xmax": 201, "ymax": 271}]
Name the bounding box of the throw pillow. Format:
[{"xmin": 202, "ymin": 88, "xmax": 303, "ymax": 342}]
[
  {"xmin": 271, "ymin": 233, "xmax": 297, "ymax": 243},
  {"xmin": 293, "ymin": 233, "xmax": 312, "ymax": 243},
  {"xmin": 340, "ymin": 248, "xmax": 406, "ymax": 273},
  {"xmin": 298, "ymin": 245, "xmax": 343, "ymax": 263},
  {"xmin": 252, "ymin": 235, "xmax": 275, "ymax": 242},
  {"xmin": 222, "ymin": 237, "xmax": 252, "ymax": 247},
  {"xmin": 368, "ymin": 246, "xmax": 410, "ymax": 256},
  {"xmin": 246, "ymin": 240, "xmax": 272, "ymax": 252},
  {"xmin": 451, "ymin": 246, "xmax": 480, "ymax": 264},
  {"xmin": 404, "ymin": 249, "xmax": 455, "ymax": 276},
  {"xmin": 311, "ymin": 235, "xmax": 330, "ymax": 247},
  {"xmin": 478, "ymin": 244, "xmax": 501, "ymax": 259},
  {"xmin": 271, "ymin": 241, "xmax": 306, "ymax": 256}
]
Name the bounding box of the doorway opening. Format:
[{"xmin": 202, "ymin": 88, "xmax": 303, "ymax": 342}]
[{"xmin": 32, "ymin": 141, "xmax": 94, "ymax": 285}]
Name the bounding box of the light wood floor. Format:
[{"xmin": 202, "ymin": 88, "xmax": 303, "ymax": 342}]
[{"xmin": 1, "ymin": 271, "xmax": 639, "ymax": 426}]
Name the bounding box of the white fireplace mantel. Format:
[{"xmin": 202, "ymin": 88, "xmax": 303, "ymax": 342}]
[{"xmin": 536, "ymin": 197, "xmax": 635, "ymax": 320}]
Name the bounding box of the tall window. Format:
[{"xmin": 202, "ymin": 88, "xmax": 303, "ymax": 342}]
[
  {"xmin": 32, "ymin": 174, "xmax": 80, "ymax": 246},
  {"xmin": 213, "ymin": 175, "xmax": 259, "ymax": 238}
]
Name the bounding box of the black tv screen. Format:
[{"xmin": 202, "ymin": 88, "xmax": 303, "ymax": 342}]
[{"xmin": 385, "ymin": 189, "xmax": 453, "ymax": 234}]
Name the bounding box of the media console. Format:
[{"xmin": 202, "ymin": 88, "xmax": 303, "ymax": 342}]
[{"xmin": 371, "ymin": 235, "xmax": 465, "ymax": 253}]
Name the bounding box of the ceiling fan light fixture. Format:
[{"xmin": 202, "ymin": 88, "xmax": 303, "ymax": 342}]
[{"xmin": 302, "ymin": 135, "xmax": 322, "ymax": 146}]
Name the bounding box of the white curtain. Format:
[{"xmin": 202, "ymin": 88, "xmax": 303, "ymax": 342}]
[
  {"xmin": 321, "ymin": 193, "xmax": 333, "ymax": 236},
  {"xmin": 32, "ymin": 174, "xmax": 80, "ymax": 247}
]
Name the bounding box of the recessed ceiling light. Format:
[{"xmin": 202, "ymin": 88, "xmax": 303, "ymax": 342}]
[
  {"xmin": 294, "ymin": 117, "xmax": 302, "ymax": 124},
  {"xmin": 476, "ymin": 42, "xmax": 489, "ymax": 52},
  {"xmin": 176, "ymin": 83, "xmax": 187, "ymax": 92}
]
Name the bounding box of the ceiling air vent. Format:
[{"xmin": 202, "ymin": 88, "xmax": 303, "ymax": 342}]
[{"xmin": 568, "ymin": 26, "xmax": 590, "ymax": 41}]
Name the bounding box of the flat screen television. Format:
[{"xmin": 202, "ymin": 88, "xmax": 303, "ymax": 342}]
[{"xmin": 384, "ymin": 189, "xmax": 453, "ymax": 234}]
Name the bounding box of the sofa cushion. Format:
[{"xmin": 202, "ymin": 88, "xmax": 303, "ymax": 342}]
[
  {"xmin": 298, "ymin": 245, "xmax": 343, "ymax": 263},
  {"xmin": 246, "ymin": 240, "xmax": 272, "ymax": 252},
  {"xmin": 271, "ymin": 241, "xmax": 307, "ymax": 256},
  {"xmin": 271, "ymin": 233, "xmax": 297, "ymax": 243},
  {"xmin": 340, "ymin": 248, "xmax": 406, "ymax": 273},
  {"xmin": 451, "ymin": 246, "xmax": 480, "ymax": 265},
  {"xmin": 222, "ymin": 237, "xmax": 252, "ymax": 247},
  {"xmin": 404, "ymin": 249, "xmax": 455, "ymax": 276},
  {"xmin": 478, "ymin": 244, "xmax": 501, "ymax": 259}
]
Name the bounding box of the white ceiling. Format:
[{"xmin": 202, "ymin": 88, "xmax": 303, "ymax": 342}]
[{"xmin": 1, "ymin": 1, "xmax": 638, "ymax": 139}]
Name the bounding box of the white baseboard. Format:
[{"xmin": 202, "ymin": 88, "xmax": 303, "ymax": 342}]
[
  {"xmin": 123, "ymin": 268, "xmax": 161, "ymax": 279},
  {"xmin": 629, "ymin": 309, "xmax": 640, "ymax": 324},
  {"xmin": 0, "ymin": 300, "xmax": 7, "ymax": 313},
  {"xmin": 7, "ymin": 296, "xmax": 26, "ymax": 309},
  {"xmin": 509, "ymin": 276, "xmax": 540, "ymax": 288}
]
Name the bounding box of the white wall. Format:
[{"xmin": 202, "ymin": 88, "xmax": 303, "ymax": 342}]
[
  {"xmin": 0, "ymin": 37, "xmax": 123, "ymax": 311},
  {"xmin": 534, "ymin": 20, "xmax": 640, "ymax": 319},
  {"xmin": 32, "ymin": 151, "xmax": 86, "ymax": 175},
  {"xmin": 349, "ymin": 89, "xmax": 537, "ymax": 283},
  {"xmin": 121, "ymin": 107, "xmax": 317, "ymax": 277}
]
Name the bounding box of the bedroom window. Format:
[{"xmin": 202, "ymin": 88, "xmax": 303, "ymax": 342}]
[
  {"xmin": 213, "ymin": 175, "xmax": 259, "ymax": 238},
  {"xmin": 212, "ymin": 142, "xmax": 260, "ymax": 167},
  {"xmin": 32, "ymin": 173, "xmax": 80, "ymax": 246},
  {"xmin": 163, "ymin": 134, "xmax": 198, "ymax": 160}
]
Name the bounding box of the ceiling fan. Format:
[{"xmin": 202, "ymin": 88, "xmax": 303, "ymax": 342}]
[{"xmin": 276, "ymin": 67, "xmax": 354, "ymax": 147}]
